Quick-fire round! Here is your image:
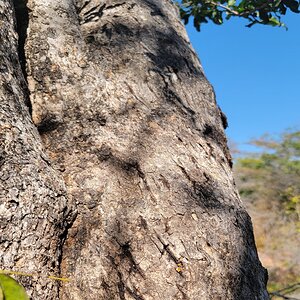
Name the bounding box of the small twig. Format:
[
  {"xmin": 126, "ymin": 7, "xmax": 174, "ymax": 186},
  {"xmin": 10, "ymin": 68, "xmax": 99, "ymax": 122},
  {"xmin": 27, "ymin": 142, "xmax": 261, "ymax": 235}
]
[
  {"xmin": 269, "ymin": 282, "xmax": 300, "ymax": 300},
  {"xmin": 208, "ymin": 0, "xmax": 281, "ymax": 18},
  {"xmin": 209, "ymin": 1, "xmax": 240, "ymax": 15},
  {"xmin": 0, "ymin": 269, "xmax": 70, "ymax": 282},
  {"xmin": 270, "ymin": 292, "xmax": 300, "ymax": 300},
  {"xmin": 274, "ymin": 282, "xmax": 300, "ymax": 294}
]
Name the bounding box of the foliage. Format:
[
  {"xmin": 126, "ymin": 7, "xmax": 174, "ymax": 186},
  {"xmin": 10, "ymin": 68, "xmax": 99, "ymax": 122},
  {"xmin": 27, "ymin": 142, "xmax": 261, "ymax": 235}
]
[
  {"xmin": 236, "ymin": 130, "xmax": 300, "ymax": 219},
  {"xmin": 0, "ymin": 274, "xmax": 29, "ymax": 300},
  {"xmin": 0, "ymin": 270, "xmax": 70, "ymax": 299},
  {"xmin": 177, "ymin": 0, "xmax": 300, "ymax": 30},
  {"xmin": 234, "ymin": 130, "xmax": 300, "ymax": 298}
]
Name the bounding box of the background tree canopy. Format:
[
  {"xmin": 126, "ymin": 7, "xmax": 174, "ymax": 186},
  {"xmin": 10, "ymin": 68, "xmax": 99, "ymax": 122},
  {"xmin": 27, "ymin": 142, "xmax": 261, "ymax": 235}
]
[
  {"xmin": 236, "ymin": 130, "xmax": 300, "ymax": 218},
  {"xmin": 178, "ymin": 0, "xmax": 300, "ymax": 30},
  {"xmin": 234, "ymin": 130, "xmax": 300, "ymax": 298}
]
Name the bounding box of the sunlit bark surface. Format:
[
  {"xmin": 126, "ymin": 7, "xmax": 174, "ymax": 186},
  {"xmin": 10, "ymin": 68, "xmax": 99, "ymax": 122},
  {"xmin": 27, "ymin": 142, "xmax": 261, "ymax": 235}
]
[{"xmin": 0, "ymin": 0, "xmax": 268, "ymax": 299}]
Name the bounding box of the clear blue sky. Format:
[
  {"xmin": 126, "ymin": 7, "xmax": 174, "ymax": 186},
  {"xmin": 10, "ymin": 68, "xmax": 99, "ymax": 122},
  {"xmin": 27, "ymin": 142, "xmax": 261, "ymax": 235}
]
[{"xmin": 186, "ymin": 13, "xmax": 300, "ymax": 151}]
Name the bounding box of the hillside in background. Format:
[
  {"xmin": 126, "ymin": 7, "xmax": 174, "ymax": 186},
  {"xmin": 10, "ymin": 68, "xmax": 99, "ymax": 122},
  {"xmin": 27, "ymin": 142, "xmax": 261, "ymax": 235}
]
[{"xmin": 234, "ymin": 130, "xmax": 300, "ymax": 299}]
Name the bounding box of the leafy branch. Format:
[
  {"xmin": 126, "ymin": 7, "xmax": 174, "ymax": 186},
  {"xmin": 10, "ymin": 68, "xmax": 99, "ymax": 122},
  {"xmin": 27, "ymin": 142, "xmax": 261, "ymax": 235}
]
[{"xmin": 177, "ymin": 0, "xmax": 300, "ymax": 30}]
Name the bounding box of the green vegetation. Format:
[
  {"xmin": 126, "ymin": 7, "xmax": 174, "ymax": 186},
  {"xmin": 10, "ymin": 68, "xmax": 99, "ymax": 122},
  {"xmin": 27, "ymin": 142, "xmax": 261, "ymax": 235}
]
[
  {"xmin": 0, "ymin": 270, "xmax": 70, "ymax": 298},
  {"xmin": 178, "ymin": 0, "xmax": 300, "ymax": 30},
  {"xmin": 234, "ymin": 130, "xmax": 300, "ymax": 298},
  {"xmin": 0, "ymin": 274, "xmax": 29, "ymax": 300},
  {"xmin": 237, "ymin": 130, "xmax": 300, "ymax": 219}
]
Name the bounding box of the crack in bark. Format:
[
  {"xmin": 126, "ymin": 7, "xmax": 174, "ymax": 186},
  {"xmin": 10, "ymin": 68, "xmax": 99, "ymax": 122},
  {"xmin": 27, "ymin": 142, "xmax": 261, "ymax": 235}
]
[
  {"xmin": 175, "ymin": 163, "xmax": 194, "ymax": 183},
  {"xmin": 12, "ymin": 0, "xmax": 28, "ymax": 79},
  {"xmin": 12, "ymin": 0, "xmax": 32, "ymax": 115},
  {"xmin": 57, "ymin": 211, "xmax": 78, "ymax": 299}
]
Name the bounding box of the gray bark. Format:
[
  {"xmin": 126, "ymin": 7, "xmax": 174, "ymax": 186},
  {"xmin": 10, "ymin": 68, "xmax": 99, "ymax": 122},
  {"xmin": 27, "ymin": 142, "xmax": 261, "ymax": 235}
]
[
  {"xmin": 0, "ymin": 1, "xmax": 73, "ymax": 298},
  {"xmin": 1, "ymin": 0, "xmax": 268, "ymax": 299}
]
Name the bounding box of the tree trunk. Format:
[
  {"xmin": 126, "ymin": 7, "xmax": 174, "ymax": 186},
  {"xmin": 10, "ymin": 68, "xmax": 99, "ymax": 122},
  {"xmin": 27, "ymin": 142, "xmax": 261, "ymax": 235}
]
[
  {"xmin": 1, "ymin": 0, "xmax": 268, "ymax": 299},
  {"xmin": 0, "ymin": 1, "xmax": 73, "ymax": 299}
]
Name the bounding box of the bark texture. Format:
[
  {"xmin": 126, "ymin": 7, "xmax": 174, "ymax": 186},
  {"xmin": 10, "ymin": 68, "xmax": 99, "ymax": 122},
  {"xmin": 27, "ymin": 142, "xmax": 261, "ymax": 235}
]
[
  {"xmin": 0, "ymin": 1, "xmax": 73, "ymax": 299},
  {"xmin": 1, "ymin": 0, "xmax": 269, "ymax": 299}
]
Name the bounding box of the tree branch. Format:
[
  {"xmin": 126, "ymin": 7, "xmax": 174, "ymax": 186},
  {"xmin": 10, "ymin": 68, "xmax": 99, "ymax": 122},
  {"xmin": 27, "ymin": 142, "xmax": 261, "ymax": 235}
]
[{"xmin": 270, "ymin": 282, "xmax": 300, "ymax": 300}]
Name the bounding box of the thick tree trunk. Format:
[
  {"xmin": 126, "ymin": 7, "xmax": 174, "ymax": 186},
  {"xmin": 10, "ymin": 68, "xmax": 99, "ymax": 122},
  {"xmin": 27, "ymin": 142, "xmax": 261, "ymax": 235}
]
[
  {"xmin": 1, "ymin": 0, "xmax": 268, "ymax": 299},
  {"xmin": 0, "ymin": 1, "xmax": 73, "ymax": 299}
]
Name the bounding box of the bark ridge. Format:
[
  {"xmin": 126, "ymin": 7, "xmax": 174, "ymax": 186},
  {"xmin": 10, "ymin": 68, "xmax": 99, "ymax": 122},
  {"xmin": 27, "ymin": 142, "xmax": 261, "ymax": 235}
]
[{"xmin": 0, "ymin": 0, "xmax": 268, "ymax": 299}]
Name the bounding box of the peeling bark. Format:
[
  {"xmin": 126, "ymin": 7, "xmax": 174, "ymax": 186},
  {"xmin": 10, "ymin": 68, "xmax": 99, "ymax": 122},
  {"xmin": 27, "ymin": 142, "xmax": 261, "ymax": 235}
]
[{"xmin": 1, "ymin": 0, "xmax": 268, "ymax": 299}]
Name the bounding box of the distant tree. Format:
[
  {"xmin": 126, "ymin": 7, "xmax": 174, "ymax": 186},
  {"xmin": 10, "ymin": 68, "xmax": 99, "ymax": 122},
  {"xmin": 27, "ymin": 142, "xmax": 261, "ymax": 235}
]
[
  {"xmin": 236, "ymin": 130, "xmax": 300, "ymax": 218},
  {"xmin": 178, "ymin": 0, "xmax": 300, "ymax": 30},
  {"xmin": 234, "ymin": 130, "xmax": 300, "ymax": 298}
]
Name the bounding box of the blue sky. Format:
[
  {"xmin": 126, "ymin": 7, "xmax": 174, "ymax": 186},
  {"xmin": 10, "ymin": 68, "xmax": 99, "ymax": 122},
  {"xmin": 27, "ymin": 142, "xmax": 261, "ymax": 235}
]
[{"xmin": 186, "ymin": 13, "xmax": 300, "ymax": 151}]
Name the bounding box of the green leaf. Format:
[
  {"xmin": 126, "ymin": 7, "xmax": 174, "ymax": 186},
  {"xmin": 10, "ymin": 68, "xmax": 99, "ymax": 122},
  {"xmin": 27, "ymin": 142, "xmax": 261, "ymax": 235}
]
[
  {"xmin": 228, "ymin": 0, "xmax": 236, "ymax": 6},
  {"xmin": 0, "ymin": 275, "xmax": 29, "ymax": 300},
  {"xmin": 267, "ymin": 16, "xmax": 282, "ymax": 26},
  {"xmin": 179, "ymin": 0, "xmax": 298, "ymax": 29}
]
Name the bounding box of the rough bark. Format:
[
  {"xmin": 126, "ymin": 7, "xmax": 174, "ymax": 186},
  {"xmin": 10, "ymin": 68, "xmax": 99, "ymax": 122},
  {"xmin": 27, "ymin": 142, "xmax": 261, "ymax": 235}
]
[
  {"xmin": 0, "ymin": 1, "xmax": 73, "ymax": 299},
  {"xmin": 1, "ymin": 0, "xmax": 268, "ymax": 299}
]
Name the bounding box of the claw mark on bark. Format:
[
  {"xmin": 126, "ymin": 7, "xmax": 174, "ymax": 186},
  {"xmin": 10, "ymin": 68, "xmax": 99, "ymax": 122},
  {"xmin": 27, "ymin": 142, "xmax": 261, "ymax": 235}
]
[
  {"xmin": 117, "ymin": 240, "xmax": 146, "ymax": 279},
  {"xmin": 123, "ymin": 159, "xmax": 145, "ymax": 179},
  {"xmin": 156, "ymin": 234, "xmax": 180, "ymax": 265},
  {"xmin": 108, "ymin": 253, "xmax": 146, "ymax": 300},
  {"xmin": 152, "ymin": 69, "xmax": 203, "ymax": 134},
  {"xmin": 79, "ymin": 3, "xmax": 106, "ymax": 24},
  {"xmin": 177, "ymin": 284, "xmax": 190, "ymax": 300},
  {"xmin": 126, "ymin": 287, "xmax": 146, "ymax": 300},
  {"xmin": 78, "ymin": 2, "xmax": 126, "ymax": 24},
  {"xmin": 175, "ymin": 163, "xmax": 193, "ymax": 183},
  {"xmin": 175, "ymin": 163, "xmax": 224, "ymax": 210},
  {"xmin": 106, "ymin": 2, "xmax": 126, "ymax": 11},
  {"xmin": 155, "ymin": 234, "xmax": 185, "ymax": 277}
]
